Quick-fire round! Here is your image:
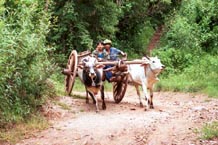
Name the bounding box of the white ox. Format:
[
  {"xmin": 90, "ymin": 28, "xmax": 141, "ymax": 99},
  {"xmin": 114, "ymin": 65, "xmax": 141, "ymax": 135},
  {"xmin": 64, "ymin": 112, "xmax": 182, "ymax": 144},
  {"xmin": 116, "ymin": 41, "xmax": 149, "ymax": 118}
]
[{"xmin": 127, "ymin": 56, "xmax": 165, "ymax": 110}]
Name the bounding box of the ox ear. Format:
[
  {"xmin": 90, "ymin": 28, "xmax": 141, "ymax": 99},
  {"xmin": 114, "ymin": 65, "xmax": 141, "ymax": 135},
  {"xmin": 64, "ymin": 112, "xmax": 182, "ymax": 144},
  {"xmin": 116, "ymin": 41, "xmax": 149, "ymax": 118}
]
[{"xmin": 140, "ymin": 62, "xmax": 149, "ymax": 67}]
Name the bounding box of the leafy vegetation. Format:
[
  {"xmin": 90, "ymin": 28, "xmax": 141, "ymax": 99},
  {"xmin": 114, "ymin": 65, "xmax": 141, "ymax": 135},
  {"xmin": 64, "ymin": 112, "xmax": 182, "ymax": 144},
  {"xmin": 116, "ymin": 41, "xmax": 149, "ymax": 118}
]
[
  {"xmin": 48, "ymin": 0, "xmax": 182, "ymax": 64},
  {"xmin": 0, "ymin": 1, "xmax": 55, "ymax": 126},
  {"xmin": 153, "ymin": 49, "xmax": 218, "ymax": 97},
  {"xmin": 164, "ymin": 0, "xmax": 218, "ymax": 54},
  {"xmin": 153, "ymin": 0, "xmax": 218, "ymax": 97},
  {"xmin": 48, "ymin": 0, "xmax": 122, "ymax": 65}
]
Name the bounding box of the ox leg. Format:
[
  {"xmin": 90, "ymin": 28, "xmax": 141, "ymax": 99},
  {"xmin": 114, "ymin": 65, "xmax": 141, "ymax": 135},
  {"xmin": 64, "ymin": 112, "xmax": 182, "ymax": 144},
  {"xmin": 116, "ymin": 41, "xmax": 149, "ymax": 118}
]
[
  {"xmin": 150, "ymin": 89, "xmax": 154, "ymax": 109},
  {"xmin": 88, "ymin": 91, "xmax": 99, "ymax": 112},
  {"xmin": 94, "ymin": 94, "xmax": 99, "ymax": 112},
  {"xmin": 141, "ymin": 82, "xmax": 150, "ymax": 110},
  {"xmin": 88, "ymin": 92, "xmax": 96, "ymax": 104},
  {"xmin": 101, "ymin": 85, "xmax": 106, "ymax": 110},
  {"xmin": 85, "ymin": 88, "xmax": 89, "ymax": 104},
  {"xmin": 135, "ymin": 85, "xmax": 143, "ymax": 107},
  {"xmin": 86, "ymin": 87, "xmax": 96, "ymax": 104}
]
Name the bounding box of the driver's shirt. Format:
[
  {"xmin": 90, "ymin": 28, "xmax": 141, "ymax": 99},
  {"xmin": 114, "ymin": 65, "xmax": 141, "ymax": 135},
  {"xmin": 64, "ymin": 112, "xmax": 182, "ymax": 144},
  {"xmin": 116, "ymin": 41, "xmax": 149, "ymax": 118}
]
[
  {"xmin": 103, "ymin": 47, "xmax": 123, "ymax": 81},
  {"xmin": 92, "ymin": 50, "xmax": 107, "ymax": 59},
  {"xmin": 105, "ymin": 47, "xmax": 122, "ymax": 61}
]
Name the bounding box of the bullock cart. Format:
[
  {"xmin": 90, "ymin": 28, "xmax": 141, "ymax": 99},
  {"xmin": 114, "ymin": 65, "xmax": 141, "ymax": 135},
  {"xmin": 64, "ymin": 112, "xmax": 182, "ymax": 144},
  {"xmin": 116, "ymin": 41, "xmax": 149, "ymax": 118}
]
[{"xmin": 62, "ymin": 50, "xmax": 147, "ymax": 103}]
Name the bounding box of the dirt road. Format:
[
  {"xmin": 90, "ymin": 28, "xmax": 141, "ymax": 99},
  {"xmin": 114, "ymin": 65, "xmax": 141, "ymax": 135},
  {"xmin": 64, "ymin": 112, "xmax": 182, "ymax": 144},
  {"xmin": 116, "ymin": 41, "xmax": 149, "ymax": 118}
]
[{"xmin": 17, "ymin": 87, "xmax": 218, "ymax": 145}]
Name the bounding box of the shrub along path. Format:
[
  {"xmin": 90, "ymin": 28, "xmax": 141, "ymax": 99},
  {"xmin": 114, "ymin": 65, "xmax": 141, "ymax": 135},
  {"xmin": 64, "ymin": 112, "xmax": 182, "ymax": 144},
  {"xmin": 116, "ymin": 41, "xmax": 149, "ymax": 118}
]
[{"xmin": 16, "ymin": 86, "xmax": 218, "ymax": 145}]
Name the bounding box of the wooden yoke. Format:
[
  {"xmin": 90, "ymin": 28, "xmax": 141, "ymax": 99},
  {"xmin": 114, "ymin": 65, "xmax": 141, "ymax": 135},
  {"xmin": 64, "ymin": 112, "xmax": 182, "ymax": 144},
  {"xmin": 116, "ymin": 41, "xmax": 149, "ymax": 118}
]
[{"xmin": 95, "ymin": 60, "xmax": 149, "ymax": 66}]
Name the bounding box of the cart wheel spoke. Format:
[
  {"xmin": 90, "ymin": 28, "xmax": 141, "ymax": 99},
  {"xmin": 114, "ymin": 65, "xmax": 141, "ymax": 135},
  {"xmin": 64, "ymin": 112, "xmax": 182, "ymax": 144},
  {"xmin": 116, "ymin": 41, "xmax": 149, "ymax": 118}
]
[
  {"xmin": 64, "ymin": 50, "xmax": 78, "ymax": 95},
  {"xmin": 113, "ymin": 75, "xmax": 128, "ymax": 103}
]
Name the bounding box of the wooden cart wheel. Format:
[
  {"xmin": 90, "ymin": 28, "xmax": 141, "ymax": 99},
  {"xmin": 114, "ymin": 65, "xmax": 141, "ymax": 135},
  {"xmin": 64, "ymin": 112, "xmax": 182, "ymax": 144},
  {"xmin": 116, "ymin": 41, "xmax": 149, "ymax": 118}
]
[
  {"xmin": 65, "ymin": 50, "xmax": 78, "ymax": 95},
  {"xmin": 113, "ymin": 74, "xmax": 128, "ymax": 103}
]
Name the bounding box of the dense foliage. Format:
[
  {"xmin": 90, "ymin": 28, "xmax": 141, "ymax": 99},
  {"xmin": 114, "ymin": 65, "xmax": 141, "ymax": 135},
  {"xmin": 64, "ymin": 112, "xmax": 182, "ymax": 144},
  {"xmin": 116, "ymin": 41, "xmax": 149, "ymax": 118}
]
[
  {"xmin": 153, "ymin": 0, "xmax": 218, "ymax": 96},
  {"xmin": 48, "ymin": 0, "xmax": 181, "ymax": 64},
  {"xmin": 0, "ymin": 0, "xmax": 55, "ymax": 126},
  {"xmin": 48, "ymin": 0, "xmax": 122, "ymax": 65},
  {"xmin": 164, "ymin": 0, "xmax": 218, "ymax": 54},
  {"xmin": 0, "ymin": 0, "xmax": 217, "ymax": 129}
]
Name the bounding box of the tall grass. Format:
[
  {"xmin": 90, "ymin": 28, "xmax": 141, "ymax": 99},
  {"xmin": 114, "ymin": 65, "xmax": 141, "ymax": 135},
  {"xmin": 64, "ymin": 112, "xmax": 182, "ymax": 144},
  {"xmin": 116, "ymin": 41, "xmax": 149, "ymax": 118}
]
[
  {"xmin": 0, "ymin": 114, "xmax": 49, "ymax": 144},
  {"xmin": 154, "ymin": 51, "xmax": 218, "ymax": 97}
]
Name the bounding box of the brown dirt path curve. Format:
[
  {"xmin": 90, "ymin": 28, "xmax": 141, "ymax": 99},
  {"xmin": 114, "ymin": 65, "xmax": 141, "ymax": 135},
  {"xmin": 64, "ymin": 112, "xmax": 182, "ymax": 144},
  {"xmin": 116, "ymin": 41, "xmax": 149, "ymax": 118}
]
[{"xmin": 16, "ymin": 86, "xmax": 218, "ymax": 145}]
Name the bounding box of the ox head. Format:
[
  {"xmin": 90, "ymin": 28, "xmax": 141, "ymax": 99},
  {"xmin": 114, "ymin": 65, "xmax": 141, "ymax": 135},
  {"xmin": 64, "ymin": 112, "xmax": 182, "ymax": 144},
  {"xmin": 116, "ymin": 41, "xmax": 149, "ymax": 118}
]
[
  {"xmin": 78, "ymin": 56, "xmax": 104, "ymax": 82},
  {"xmin": 79, "ymin": 56, "xmax": 97, "ymax": 79},
  {"xmin": 142, "ymin": 56, "xmax": 165, "ymax": 75}
]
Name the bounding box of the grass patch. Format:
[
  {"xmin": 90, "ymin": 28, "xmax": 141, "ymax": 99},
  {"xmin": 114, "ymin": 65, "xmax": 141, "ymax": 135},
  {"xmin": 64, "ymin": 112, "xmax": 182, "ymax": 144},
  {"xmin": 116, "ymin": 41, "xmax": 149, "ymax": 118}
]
[
  {"xmin": 155, "ymin": 74, "xmax": 201, "ymax": 92},
  {"xmin": 201, "ymin": 121, "xmax": 218, "ymax": 140},
  {"xmin": 54, "ymin": 101, "xmax": 71, "ymax": 110},
  {"xmin": 52, "ymin": 72, "xmax": 113, "ymax": 95},
  {"xmin": 50, "ymin": 73, "xmax": 65, "ymax": 96},
  {"xmin": 203, "ymin": 86, "xmax": 218, "ymax": 99},
  {"xmin": 80, "ymin": 109, "xmax": 85, "ymax": 112},
  {"xmin": 51, "ymin": 69, "xmax": 113, "ymax": 96},
  {"xmin": 73, "ymin": 78, "xmax": 86, "ymax": 92},
  {"xmin": 204, "ymin": 99, "xmax": 212, "ymax": 103},
  {"xmin": 73, "ymin": 94, "xmax": 86, "ymax": 99},
  {"xmin": 73, "ymin": 78, "xmax": 113, "ymax": 92},
  {"xmin": 155, "ymin": 60, "xmax": 218, "ymax": 98},
  {"xmin": 153, "ymin": 53, "xmax": 218, "ymax": 98},
  {"xmin": 156, "ymin": 73, "xmax": 218, "ymax": 97},
  {"xmin": 103, "ymin": 81, "xmax": 113, "ymax": 91},
  {"xmin": 0, "ymin": 114, "xmax": 49, "ymax": 144}
]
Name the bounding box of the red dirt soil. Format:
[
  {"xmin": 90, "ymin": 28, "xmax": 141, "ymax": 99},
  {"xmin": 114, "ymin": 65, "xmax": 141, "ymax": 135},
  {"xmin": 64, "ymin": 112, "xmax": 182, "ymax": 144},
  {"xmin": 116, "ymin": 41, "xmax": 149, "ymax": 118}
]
[{"xmin": 16, "ymin": 86, "xmax": 218, "ymax": 145}]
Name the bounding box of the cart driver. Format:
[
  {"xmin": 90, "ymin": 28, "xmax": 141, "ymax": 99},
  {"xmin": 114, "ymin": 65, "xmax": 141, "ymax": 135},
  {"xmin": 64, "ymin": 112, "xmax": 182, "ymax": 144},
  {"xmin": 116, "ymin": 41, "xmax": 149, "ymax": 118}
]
[
  {"xmin": 102, "ymin": 39, "xmax": 127, "ymax": 82},
  {"xmin": 103, "ymin": 39, "xmax": 126, "ymax": 61}
]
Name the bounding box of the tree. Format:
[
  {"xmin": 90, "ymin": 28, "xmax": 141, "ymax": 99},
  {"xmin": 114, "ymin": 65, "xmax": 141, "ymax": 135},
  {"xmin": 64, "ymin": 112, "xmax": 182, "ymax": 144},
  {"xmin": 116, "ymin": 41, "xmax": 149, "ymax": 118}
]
[
  {"xmin": 48, "ymin": 0, "xmax": 122, "ymax": 65},
  {"xmin": 116, "ymin": 0, "xmax": 181, "ymax": 55}
]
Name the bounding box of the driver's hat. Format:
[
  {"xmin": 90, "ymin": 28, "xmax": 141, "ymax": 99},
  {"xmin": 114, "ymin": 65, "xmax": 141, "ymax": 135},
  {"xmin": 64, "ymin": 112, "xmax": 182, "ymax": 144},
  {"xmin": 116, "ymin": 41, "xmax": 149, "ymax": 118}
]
[{"xmin": 103, "ymin": 39, "xmax": 112, "ymax": 45}]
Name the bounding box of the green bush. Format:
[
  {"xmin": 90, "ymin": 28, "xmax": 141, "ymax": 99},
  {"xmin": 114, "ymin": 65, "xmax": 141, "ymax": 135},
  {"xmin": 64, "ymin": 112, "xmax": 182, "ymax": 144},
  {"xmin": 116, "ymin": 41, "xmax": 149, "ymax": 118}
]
[
  {"xmin": 155, "ymin": 54, "xmax": 218, "ymax": 97},
  {"xmin": 152, "ymin": 48, "xmax": 193, "ymax": 75},
  {"xmin": 154, "ymin": 0, "xmax": 218, "ymax": 97},
  {"xmin": 0, "ymin": 1, "xmax": 55, "ymax": 126},
  {"xmin": 164, "ymin": 0, "xmax": 218, "ymax": 54},
  {"xmin": 182, "ymin": 54, "xmax": 218, "ymax": 96}
]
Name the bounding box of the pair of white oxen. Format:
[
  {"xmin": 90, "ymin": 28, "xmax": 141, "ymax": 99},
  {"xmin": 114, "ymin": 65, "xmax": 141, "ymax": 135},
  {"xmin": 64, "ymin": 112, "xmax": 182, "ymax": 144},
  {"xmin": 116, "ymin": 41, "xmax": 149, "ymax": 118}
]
[{"xmin": 77, "ymin": 56, "xmax": 165, "ymax": 112}]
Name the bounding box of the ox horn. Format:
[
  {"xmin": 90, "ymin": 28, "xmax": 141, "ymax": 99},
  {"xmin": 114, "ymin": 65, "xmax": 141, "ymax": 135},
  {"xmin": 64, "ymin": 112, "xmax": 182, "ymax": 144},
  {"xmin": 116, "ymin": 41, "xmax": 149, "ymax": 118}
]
[{"xmin": 144, "ymin": 55, "xmax": 150, "ymax": 60}]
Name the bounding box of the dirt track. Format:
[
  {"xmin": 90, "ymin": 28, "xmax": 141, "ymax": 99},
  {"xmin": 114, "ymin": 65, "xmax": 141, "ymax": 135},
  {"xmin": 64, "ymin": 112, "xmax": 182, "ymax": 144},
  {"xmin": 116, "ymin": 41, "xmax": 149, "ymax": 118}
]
[{"xmin": 17, "ymin": 86, "xmax": 218, "ymax": 145}]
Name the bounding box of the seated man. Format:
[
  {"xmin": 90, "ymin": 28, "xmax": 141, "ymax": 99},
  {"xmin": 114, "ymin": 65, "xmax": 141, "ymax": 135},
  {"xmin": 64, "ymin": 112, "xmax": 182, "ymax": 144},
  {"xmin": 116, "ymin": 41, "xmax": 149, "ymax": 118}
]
[
  {"xmin": 102, "ymin": 39, "xmax": 127, "ymax": 82},
  {"xmin": 92, "ymin": 41, "xmax": 107, "ymax": 61},
  {"xmin": 103, "ymin": 39, "xmax": 126, "ymax": 61}
]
